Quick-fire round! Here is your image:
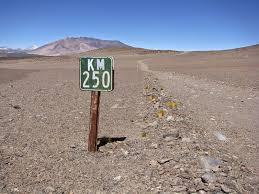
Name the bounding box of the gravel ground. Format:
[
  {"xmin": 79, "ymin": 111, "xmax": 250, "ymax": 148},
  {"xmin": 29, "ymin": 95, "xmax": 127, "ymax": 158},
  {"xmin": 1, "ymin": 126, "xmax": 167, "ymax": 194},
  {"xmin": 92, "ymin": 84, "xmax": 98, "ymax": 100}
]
[{"xmin": 0, "ymin": 52, "xmax": 258, "ymax": 193}]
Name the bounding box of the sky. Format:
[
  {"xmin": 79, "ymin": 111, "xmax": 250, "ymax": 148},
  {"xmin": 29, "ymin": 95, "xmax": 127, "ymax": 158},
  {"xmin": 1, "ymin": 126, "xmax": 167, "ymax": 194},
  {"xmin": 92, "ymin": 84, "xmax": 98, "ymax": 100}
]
[{"xmin": 1, "ymin": 0, "xmax": 259, "ymax": 50}]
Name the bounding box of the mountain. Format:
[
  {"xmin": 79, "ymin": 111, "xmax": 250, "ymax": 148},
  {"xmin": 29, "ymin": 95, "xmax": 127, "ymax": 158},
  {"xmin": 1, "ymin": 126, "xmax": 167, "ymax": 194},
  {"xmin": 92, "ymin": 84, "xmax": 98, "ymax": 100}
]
[
  {"xmin": 0, "ymin": 47, "xmax": 26, "ymax": 57},
  {"xmin": 29, "ymin": 37, "xmax": 131, "ymax": 56}
]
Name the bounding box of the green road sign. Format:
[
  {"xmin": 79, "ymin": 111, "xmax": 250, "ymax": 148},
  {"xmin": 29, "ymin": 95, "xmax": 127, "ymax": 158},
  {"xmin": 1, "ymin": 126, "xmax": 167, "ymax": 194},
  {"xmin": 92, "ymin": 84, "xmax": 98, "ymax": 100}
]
[{"xmin": 80, "ymin": 57, "xmax": 114, "ymax": 91}]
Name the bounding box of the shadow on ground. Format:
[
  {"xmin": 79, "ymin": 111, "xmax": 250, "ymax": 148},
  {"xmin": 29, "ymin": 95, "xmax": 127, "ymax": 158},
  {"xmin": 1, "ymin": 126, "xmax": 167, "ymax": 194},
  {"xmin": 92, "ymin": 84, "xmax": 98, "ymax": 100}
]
[{"xmin": 97, "ymin": 136, "xmax": 126, "ymax": 150}]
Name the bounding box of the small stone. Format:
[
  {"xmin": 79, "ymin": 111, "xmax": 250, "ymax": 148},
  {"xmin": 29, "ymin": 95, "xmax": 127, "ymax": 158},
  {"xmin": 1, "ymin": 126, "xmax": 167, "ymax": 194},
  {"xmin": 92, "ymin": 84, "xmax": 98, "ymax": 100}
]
[
  {"xmin": 201, "ymin": 173, "xmax": 216, "ymax": 183},
  {"xmin": 175, "ymin": 117, "xmax": 184, "ymax": 122},
  {"xmin": 219, "ymin": 172, "xmax": 228, "ymax": 177},
  {"xmin": 207, "ymin": 183, "xmax": 217, "ymax": 191},
  {"xmin": 154, "ymin": 102, "xmax": 160, "ymax": 109},
  {"xmin": 150, "ymin": 160, "xmax": 160, "ymax": 166},
  {"xmin": 121, "ymin": 148, "xmax": 129, "ymax": 156},
  {"xmin": 15, "ymin": 151, "xmax": 24, "ymax": 157},
  {"xmin": 166, "ymin": 115, "xmax": 173, "ymax": 121},
  {"xmin": 180, "ymin": 167, "xmax": 185, "ymax": 172},
  {"xmin": 200, "ymin": 156, "xmax": 222, "ymax": 172},
  {"xmin": 163, "ymin": 129, "xmax": 180, "ymax": 141},
  {"xmin": 13, "ymin": 105, "xmax": 21, "ymax": 109},
  {"xmin": 182, "ymin": 137, "xmax": 191, "ymax": 142},
  {"xmin": 198, "ymin": 190, "xmax": 206, "ymax": 194},
  {"xmin": 221, "ymin": 184, "xmax": 232, "ymax": 193},
  {"xmin": 70, "ymin": 144, "xmax": 76, "ymax": 149},
  {"xmin": 173, "ymin": 164, "xmax": 181, "ymax": 169},
  {"xmin": 214, "ymin": 131, "xmax": 227, "ymax": 141},
  {"xmin": 13, "ymin": 188, "xmax": 19, "ymax": 192},
  {"xmin": 45, "ymin": 186, "xmax": 55, "ymax": 193},
  {"xmin": 188, "ymin": 188, "xmax": 197, "ymax": 193},
  {"xmin": 149, "ymin": 121, "xmax": 158, "ymax": 127},
  {"xmin": 158, "ymin": 158, "xmax": 174, "ymax": 164},
  {"xmin": 114, "ymin": 175, "xmax": 121, "ymax": 181},
  {"xmin": 150, "ymin": 143, "xmax": 158, "ymax": 149}
]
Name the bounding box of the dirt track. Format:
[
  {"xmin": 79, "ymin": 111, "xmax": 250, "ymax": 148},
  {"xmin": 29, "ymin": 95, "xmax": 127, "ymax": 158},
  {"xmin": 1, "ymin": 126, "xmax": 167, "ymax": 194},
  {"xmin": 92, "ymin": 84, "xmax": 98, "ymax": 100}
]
[
  {"xmin": 0, "ymin": 48, "xmax": 258, "ymax": 193},
  {"xmin": 140, "ymin": 49, "xmax": 259, "ymax": 174}
]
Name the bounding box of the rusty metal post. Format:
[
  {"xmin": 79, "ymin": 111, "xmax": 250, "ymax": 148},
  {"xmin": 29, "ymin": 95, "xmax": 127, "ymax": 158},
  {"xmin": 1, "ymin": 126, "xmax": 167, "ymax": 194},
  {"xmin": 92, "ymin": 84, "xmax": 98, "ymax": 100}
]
[{"xmin": 88, "ymin": 91, "xmax": 101, "ymax": 152}]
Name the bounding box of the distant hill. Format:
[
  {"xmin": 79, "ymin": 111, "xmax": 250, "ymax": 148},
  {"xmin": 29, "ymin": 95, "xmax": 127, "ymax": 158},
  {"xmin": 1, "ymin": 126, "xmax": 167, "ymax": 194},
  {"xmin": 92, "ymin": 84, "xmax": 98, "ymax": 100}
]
[
  {"xmin": 76, "ymin": 47, "xmax": 178, "ymax": 57},
  {"xmin": 0, "ymin": 47, "xmax": 36, "ymax": 58},
  {"xmin": 29, "ymin": 37, "xmax": 131, "ymax": 56}
]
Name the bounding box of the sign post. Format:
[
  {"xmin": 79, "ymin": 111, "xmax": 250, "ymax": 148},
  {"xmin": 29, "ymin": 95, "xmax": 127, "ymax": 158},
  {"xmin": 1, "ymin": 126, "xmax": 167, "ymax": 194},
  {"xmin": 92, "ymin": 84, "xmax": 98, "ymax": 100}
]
[
  {"xmin": 80, "ymin": 57, "xmax": 114, "ymax": 152},
  {"xmin": 88, "ymin": 91, "xmax": 100, "ymax": 152}
]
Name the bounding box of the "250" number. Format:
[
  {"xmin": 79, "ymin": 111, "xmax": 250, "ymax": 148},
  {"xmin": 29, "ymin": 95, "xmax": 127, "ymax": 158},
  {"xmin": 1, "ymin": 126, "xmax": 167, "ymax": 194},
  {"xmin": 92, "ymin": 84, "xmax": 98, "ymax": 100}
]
[{"xmin": 83, "ymin": 71, "xmax": 110, "ymax": 88}]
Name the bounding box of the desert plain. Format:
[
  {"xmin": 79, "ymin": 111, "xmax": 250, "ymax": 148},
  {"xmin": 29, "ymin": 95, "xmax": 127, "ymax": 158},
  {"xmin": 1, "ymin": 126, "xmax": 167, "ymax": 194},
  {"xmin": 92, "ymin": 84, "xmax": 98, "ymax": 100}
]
[{"xmin": 0, "ymin": 46, "xmax": 259, "ymax": 193}]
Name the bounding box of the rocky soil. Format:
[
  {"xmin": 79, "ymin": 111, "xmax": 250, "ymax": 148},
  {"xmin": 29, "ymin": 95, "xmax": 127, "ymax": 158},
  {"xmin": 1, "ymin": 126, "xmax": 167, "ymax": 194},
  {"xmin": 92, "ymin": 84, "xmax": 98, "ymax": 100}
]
[{"xmin": 0, "ymin": 54, "xmax": 258, "ymax": 193}]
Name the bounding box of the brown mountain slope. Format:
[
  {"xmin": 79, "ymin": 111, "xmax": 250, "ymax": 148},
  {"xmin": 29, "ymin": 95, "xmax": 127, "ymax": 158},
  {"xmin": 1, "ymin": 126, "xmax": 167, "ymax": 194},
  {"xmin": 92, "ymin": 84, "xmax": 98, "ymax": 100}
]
[{"xmin": 29, "ymin": 37, "xmax": 130, "ymax": 56}]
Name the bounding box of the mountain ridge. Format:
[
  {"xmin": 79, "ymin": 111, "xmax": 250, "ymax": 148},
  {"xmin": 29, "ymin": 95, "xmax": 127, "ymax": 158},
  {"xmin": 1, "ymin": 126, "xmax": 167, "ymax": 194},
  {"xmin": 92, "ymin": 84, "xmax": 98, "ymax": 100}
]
[{"xmin": 28, "ymin": 37, "xmax": 131, "ymax": 56}]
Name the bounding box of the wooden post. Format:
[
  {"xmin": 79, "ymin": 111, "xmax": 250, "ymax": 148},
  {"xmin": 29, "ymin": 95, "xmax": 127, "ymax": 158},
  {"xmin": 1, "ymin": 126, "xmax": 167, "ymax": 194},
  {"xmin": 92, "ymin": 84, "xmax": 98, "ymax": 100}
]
[{"xmin": 88, "ymin": 91, "xmax": 101, "ymax": 152}]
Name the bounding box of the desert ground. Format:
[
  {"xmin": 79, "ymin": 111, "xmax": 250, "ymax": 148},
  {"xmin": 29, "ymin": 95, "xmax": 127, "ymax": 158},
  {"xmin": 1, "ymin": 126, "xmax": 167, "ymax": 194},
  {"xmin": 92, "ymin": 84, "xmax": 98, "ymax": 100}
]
[{"xmin": 0, "ymin": 46, "xmax": 258, "ymax": 193}]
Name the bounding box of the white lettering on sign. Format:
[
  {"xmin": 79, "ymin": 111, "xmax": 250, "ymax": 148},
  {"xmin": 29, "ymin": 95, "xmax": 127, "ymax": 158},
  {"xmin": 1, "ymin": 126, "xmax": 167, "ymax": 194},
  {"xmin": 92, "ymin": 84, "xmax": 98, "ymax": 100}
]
[
  {"xmin": 82, "ymin": 71, "xmax": 90, "ymax": 88},
  {"xmin": 97, "ymin": 59, "xmax": 105, "ymax": 70},
  {"xmin": 92, "ymin": 71, "xmax": 100, "ymax": 88},
  {"xmin": 87, "ymin": 59, "xmax": 94, "ymax": 71},
  {"xmin": 102, "ymin": 71, "xmax": 110, "ymax": 88}
]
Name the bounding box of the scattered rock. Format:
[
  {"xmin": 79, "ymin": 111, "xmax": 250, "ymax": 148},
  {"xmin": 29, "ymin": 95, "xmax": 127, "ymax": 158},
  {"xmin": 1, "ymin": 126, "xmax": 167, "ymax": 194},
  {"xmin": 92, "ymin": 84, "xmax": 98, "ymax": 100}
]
[
  {"xmin": 163, "ymin": 129, "xmax": 180, "ymax": 141},
  {"xmin": 198, "ymin": 190, "xmax": 206, "ymax": 194},
  {"xmin": 201, "ymin": 172, "xmax": 217, "ymax": 183},
  {"xmin": 12, "ymin": 188, "xmax": 19, "ymax": 192},
  {"xmin": 150, "ymin": 160, "xmax": 160, "ymax": 166},
  {"xmin": 214, "ymin": 131, "xmax": 227, "ymax": 141},
  {"xmin": 158, "ymin": 158, "xmax": 174, "ymax": 164},
  {"xmin": 149, "ymin": 121, "xmax": 158, "ymax": 127},
  {"xmin": 121, "ymin": 148, "xmax": 129, "ymax": 156},
  {"xmin": 188, "ymin": 188, "xmax": 197, "ymax": 193},
  {"xmin": 114, "ymin": 175, "xmax": 122, "ymax": 181},
  {"xmin": 45, "ymin": 186, "xmax": 55, "ymax": 193},
  {"xmin": 182, "ymin": 137, "xmax": 191, "ymax": 142},
  {"xmin": 175, "ymin": 117, "xmax": 184, "ymax": 122},
  {"xmin": 200, "ymin": 156, "xmax": 222, "ymax": 172},
  {"xmin": 150, "ymin": 143, "xmax": 158, "ymax": 149},
  {"xmin": 12, "ymin": 105, "xmax": 21, "ymax": 109},
  {"xmin": 153, "ymin": 102, "xmax": 160, "ymax": 109},
  {"xmin": 70, "ymin": 144, "xmax": 76, "ymax": 149},
  {"xmin": 15, "ymin": 151, "xmax": 24, "ymax": 157},
  {"xmin": 221, "ymin": 184, "xmax": 232, "ymax": 193},
  {"xmin": 166, "ymin": 115, "xmax": 173, "ymax": 121}
]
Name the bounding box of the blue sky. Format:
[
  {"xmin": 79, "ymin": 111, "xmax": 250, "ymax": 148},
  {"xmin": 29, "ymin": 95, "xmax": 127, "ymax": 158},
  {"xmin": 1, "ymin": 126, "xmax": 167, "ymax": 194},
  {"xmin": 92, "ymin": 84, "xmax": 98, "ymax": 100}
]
[{"xmin": 1, "ymin": 0, "xmax": 259, "ymax": 50}]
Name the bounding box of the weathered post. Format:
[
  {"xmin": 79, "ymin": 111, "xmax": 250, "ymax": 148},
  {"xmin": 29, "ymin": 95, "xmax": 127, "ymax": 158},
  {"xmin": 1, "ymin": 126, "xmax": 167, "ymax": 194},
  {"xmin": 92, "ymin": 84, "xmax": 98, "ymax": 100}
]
[{"xmin": 88, "ymin": 91, "xmax": 100, "ymax": 152}]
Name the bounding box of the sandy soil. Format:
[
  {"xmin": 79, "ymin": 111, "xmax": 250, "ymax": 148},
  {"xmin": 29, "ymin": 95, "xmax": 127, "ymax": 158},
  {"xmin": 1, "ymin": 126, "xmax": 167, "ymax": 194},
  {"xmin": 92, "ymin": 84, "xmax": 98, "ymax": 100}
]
[
  {"xmin": 0, "ymin": 47, "xmax": 258, "ymax": 193},
  {"xmin": 147, "ymin": 46, "xmax": 259, "ymax": 89}
]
